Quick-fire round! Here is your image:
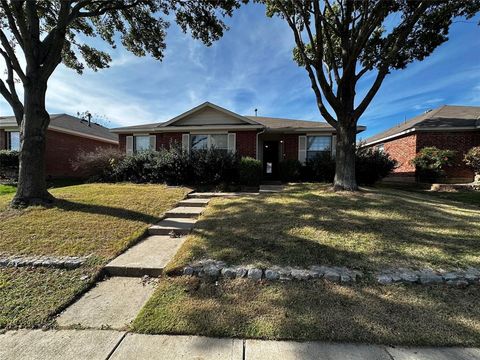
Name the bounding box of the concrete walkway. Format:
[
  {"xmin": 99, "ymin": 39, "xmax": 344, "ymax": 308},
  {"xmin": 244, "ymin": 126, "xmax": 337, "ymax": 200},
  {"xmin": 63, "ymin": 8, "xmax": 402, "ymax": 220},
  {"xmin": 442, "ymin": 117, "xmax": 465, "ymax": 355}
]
[{"xmin": 1, "ymin": 330, "xmax": 479, "ymax": 360}]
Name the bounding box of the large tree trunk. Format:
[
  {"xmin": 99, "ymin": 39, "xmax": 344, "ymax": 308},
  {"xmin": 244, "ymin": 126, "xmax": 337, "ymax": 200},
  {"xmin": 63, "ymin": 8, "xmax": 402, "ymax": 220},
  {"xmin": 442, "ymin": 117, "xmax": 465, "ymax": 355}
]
[
  {"xmin": 11, "ymin": 81, "xmax": 53, "ymax": 207},
  {"xmin": 333, "ymin": 118, "xmax": 358, "ymax": 191}
]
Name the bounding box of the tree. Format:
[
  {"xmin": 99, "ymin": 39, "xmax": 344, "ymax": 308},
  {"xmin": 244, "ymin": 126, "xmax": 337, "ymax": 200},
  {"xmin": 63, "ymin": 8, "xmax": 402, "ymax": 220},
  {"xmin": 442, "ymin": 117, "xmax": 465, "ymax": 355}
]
[
  {"xmin": 261, "ymin": 0, "xmax": 480, "ymax": 190},
  {"xmin": 0, "ymin": 0, "xmax": 245, "ymax": 206}
]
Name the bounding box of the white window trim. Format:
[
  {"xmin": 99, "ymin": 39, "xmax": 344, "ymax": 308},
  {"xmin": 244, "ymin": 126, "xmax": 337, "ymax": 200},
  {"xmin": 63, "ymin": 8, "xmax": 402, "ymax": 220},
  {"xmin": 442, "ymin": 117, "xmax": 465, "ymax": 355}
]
[
  {"xmin": 190, "ymin": 133, "xmax": 229, "ymax": 151},
  {"xmin": 133, "ymin": 134, "xmax": 155, "ymax": 152}
]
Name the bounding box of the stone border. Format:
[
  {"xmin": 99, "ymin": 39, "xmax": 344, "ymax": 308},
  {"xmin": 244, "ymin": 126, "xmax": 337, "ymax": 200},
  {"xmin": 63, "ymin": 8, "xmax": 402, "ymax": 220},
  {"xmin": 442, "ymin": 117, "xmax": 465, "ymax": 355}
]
[
  {"xmin": 376, "ymin": 268, "xmax": 480, "ymax": 286},
  {"xmin": 0, "ymin": 255, "xmax": 88, "ymax": 269},
  {"xmin": 182, "ymin": 259, "xmax": 480, "ymax": 287},
  {"xmin": 183, "ymin": 260, "xmax": 363, "ymax": 283}
]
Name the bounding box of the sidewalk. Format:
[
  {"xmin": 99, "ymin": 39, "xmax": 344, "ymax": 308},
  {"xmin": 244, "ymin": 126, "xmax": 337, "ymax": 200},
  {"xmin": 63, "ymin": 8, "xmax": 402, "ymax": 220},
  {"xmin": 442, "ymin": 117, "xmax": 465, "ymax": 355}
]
[{"xmin": 1, "ymin": 329, "xmax": 479, "ymax": 360}]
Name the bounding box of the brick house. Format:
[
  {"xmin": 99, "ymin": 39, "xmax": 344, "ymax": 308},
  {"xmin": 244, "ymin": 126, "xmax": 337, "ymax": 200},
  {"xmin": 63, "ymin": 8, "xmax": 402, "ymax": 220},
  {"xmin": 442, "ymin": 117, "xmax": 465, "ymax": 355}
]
[
  {"xmin": 0, "ymin": 114, "xmax": 119, "ymax": 178},
  {"xmin": 111, "ymin": 102, "xmax": 366, "ymax": 180},
  {"xmin": 363, "ymin": 105, "xmax": 480, "ymax": 183}
]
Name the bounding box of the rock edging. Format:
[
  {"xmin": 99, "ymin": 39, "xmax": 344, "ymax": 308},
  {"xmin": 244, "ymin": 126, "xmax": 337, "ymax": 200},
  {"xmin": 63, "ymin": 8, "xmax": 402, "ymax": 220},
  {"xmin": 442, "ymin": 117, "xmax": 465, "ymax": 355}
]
[
  {"xmin": 0, "ymin": 255, "xmax": 88, "ymax": 269},
  {"xmin": 182, "ymin": 259, "xmax": 480, "ymax": 287},
  {"xmin": 183, "ymin": 259, "xmax": 363, "ymax": 283},
  {"xmin": 375, "ymin": 268, "xmax": 480, "ymax": 287}
]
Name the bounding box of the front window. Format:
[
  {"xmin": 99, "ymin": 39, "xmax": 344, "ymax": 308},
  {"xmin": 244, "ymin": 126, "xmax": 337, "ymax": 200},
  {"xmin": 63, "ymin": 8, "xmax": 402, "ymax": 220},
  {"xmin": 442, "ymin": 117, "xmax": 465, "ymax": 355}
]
[
  {"xmin": 7, "ymin": 131, "xmax": 20, "ymax": 151},
  {"xmin": 307, "ymin": 136, "xmax": 332, "ymax": 160},
  {"xmin": 134, "ymin": 135, "xmax": 151, "ymax": 152},
  {"xmin": 191, "ymin": 134, "xmax": 228, "ymax": 151}
]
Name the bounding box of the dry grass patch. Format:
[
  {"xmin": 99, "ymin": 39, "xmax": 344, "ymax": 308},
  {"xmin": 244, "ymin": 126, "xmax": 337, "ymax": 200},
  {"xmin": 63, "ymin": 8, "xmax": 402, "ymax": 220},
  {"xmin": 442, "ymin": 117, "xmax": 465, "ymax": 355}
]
[
  {"xmin": 167, "ymin": 184, "xmax": 480, "ymax": 272},
  {"xmin": 133, "ymin": 277, "xmax": 480, "ymax": 346},
  {"xmin": 0, "ymin": 183, "xmax": 189, "ymax": 329}
]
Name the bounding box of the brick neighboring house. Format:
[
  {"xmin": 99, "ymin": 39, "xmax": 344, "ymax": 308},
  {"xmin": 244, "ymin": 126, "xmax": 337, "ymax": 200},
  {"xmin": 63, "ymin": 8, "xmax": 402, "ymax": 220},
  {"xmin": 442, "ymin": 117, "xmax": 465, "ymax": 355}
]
[
  {"xmin": 363, "ymin": 105, "xmax": 480, "ymax": 183},
  {"xmin": 110, "ymin": 102, "xmax": 366, "ymax": 180},
  {"xmin": 0, "ymin": 114, "xmax": 119, "ymax": 178}
]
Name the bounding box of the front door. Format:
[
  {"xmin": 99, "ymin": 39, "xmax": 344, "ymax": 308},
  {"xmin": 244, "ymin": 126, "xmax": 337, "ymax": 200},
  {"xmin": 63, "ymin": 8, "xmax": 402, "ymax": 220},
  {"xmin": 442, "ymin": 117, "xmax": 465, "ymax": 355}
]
[{"xmin": 263, "ymin": 141, "xmax": 279, "ymax": 180}]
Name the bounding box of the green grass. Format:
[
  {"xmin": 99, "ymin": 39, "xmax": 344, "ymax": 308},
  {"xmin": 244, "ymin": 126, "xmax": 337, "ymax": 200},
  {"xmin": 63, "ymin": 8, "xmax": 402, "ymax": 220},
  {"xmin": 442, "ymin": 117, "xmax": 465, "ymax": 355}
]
[
  {"xmin": 0, "ymin": 183, "xmax": 189, "ymax": 329},
  {"xmin": 0, "ymin": 184, "xmax": 16, "ymax": 195},
  {"xmin": 134, "ymin": 184, "xmax": 480, "ymax": 345},
  {"xmin": 167, "ymin": 184, "xmax": 480, "ymax": 273},
  {"xmin": 133, "ymin": 277, "xmax": 480, "ymax": 346}
]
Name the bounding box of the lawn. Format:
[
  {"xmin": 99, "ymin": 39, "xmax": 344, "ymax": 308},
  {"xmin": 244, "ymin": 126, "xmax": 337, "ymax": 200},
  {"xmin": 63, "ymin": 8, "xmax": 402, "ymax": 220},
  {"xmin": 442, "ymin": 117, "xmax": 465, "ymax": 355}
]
[
  {"xmin": 135, "ymin": 184, "xmax": 480, "ymax": 346},
  {"xmin": 167, "ymin": 184, "xmax": 480, "ymax": 272},
  {"xmin": 0, "ymin": 183, "xmax": 189, "ymax": 329},
  {"xmin": 0, "ymin": 184, "xmax": 16, "ymax": 195},
  {"xmin": 133, "ymin": 277, "xmax": 480, "ymax": 346}
]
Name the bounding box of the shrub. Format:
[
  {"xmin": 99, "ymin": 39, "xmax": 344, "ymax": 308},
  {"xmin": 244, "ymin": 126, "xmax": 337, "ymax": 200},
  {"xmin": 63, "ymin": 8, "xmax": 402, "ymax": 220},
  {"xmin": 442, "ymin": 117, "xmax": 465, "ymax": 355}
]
[
  {"xmin": 72, "ymin": 147, "xmax": 125, "ymax": 182},
  {"xmin": 152, "ymin": 146, "xmax": 192, "ymax": 185},
  {"xmin": 113, "ymin": 150, "xmax": 160, "ymax": 183},
  {"xmin": 278, "ymin": 159, "xmax": 302, "ymax": 182},
  {"xmin": 0, "ymin": 150, "xmax": 19, "ymax": 168},
  {"xmin": 464, "ymin": 146, "xmax": 480, "ymax": 175},
  {"xmin": 356, "ymin": 146, "xmax": 396, "ymax": 185},
  {"xmin": 190, "ymin": 149, "xmax": 239, "ymax": 185},
  {"xmin": 411, "ymin": 147, "xmax": 456, "ymax": 182},
  {"xmin": 304, "ymin": 153, "xmax": 335, "ymax": 183},
  {"xmin": 239, "ymin": 157, "xmax": 262, "ymax": 186}
]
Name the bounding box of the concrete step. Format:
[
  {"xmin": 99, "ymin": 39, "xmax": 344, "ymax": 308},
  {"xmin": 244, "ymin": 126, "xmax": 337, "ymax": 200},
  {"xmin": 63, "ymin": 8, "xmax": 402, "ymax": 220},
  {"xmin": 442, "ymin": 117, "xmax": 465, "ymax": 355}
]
[
  {"xmin": 56, "ymin": 277, "xmax": 155, "ymax": 330},
  {"xmin": 148, "ymin": 217, "xmax": 197, "ymax": 236},
  {"xmin": 165, "ymin": 206, "xmax": 204, "ymax": 219},
  {"xmin": 188, "ymin": 192, "xmax": 258, "ymax": 198},
  {"xmin": 178, "ymin": 198, "xmax": 210, "ymax": 207},
  {"xmin": 105, "ymin": 235, "xmax": 188, "ymax": 277}
]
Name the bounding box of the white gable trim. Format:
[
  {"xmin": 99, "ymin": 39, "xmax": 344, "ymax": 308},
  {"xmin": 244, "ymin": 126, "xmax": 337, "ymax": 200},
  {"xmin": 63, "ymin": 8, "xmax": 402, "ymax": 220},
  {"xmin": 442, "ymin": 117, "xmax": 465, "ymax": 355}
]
[{"xmin": 160, "ymin": 102, "xmax": 262, "ymax": 127}]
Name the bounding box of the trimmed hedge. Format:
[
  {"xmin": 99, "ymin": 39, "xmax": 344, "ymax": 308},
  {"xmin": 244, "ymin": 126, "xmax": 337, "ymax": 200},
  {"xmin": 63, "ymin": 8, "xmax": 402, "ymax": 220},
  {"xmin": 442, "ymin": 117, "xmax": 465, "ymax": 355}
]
[
  {"xmin": 411, "ymin": 147, "xmax": 456, "ymax": 182},
  {"xmin": 239, "ymin": 157, "xmax": 262, "ymax": 187},
  {"xmin": 356, "ymin": 146, "xmax": 396, "ymax": 185},
  {"xmin": 0, "ymin": 150, "xmax": 19, "ymax": 169},
  {"xmin": 278, "ymin": 159, "xmax": 302, "ymax": 182}
]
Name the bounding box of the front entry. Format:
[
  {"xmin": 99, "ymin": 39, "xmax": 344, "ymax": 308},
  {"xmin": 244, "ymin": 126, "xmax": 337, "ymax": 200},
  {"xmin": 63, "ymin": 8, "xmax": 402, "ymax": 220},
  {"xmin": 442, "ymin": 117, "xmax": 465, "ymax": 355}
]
[{"xmin": 263, "ymin": 141, "xmax": 279, "ymax": 180}]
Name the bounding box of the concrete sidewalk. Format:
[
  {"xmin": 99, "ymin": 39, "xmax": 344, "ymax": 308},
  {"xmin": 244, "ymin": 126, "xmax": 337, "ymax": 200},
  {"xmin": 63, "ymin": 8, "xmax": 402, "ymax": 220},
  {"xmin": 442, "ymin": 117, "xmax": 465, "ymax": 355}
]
[{"xmin": 1, "ymin": 329, "xmax": 479, "ymax": 360}]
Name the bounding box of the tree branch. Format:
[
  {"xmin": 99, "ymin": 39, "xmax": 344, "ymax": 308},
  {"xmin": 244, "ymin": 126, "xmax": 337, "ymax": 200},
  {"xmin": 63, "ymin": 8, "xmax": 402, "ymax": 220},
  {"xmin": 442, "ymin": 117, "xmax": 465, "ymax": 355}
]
[{"xmin": 0, "ymin": 29, "xmax": 26, "ymax": 83}]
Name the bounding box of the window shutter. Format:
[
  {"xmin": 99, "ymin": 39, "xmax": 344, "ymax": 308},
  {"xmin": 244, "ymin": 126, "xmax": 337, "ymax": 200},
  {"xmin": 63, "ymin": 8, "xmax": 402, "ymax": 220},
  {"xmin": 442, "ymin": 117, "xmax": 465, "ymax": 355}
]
[
  {"xmin": 331, "ymin": 135, "xmax": 336, "ymax": 158},
  {"xmin": 298, "ymin": 135, "xmax": 307, "ymax": 164},
  {"xmin": 227, "ymin": 133, "xmax": 236, "ymax": 153},
  {"xmin": 182, "ymin": 133, "xmax": 190, "ymax": 153},
  {"xmin": 126, "ymin": 136, "xmax": 133, "ymax": 155},
  {"xmin": 149, "ymin": 135, "xmax": 156, "ymax": 151}
]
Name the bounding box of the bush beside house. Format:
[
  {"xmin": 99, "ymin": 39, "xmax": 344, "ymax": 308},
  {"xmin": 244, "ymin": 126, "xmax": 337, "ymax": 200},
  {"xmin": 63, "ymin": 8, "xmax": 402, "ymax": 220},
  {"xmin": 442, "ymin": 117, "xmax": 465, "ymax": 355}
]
[
  {"xmin": 464, "ymin": 146, "xmax": 480, "ymax": 183},
  {"xmin": 0, "ymin": 150, "xmax": 19, "ymax": 181},
  {"xmin": 411, "ymin": 147, "xmax": 456, "ymax": 183},
  {"xmin": 75, "ymin": 145, "xmax": 395, "ymax": 187}
]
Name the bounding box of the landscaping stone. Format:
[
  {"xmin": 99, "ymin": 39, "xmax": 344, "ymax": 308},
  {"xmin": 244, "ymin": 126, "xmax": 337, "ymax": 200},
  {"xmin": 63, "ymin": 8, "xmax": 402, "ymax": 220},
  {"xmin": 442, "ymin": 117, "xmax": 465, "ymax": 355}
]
[
  {"xmin": 419, "ymin": 270, "xmax": 443, "ymax": 284},
  {"xmin": 265, "ymin": 268, "xmax": 280, "ymax": 281},
  {"xmin": 183, "ymin": 266, "xmax": 194, "ymax": 276},
  {"xmin": 221, "ymin": 268, "xmax": 237, "ymax": 279},
  {"xmin": 247, "ymin": 268, "xmax": 263, "ymax": 281},
  {"xmin": 291, "ymin": 269, "xmax": 311, "ymax": 281},
  {"xmin": 324, "ymin": 269, "xmax": 341, "ymax": 282},
  {"xmin": 202, "ymin": 264, "xmax": 221, "ymax": 279},
  {"xmin": 235, "ymin": 267, "xmax": 248, "ymax": 278},
  {"xmin": 0, "ymin": 255, "xmax": 88, "ymax": 269},
  {"xmin": 377, "ymin": 274, "xmax": 393, "ymax": 285}
]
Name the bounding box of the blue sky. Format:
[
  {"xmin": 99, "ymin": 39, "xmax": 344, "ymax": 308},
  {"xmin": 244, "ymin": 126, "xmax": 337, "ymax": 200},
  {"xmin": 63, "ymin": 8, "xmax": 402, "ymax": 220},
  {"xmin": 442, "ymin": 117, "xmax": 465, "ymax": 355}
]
[{"xmin": 0, "ymin": 3, "xmax": 479, "ymax": 139}]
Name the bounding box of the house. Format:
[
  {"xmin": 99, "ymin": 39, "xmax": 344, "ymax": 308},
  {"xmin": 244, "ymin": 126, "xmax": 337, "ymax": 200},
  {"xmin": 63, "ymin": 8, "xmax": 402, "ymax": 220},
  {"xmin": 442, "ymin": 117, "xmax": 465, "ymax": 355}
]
[
  {"xmin": 0, "ymin": 114, "xmax": 119, "ymax": 178},
  {"xmin": 110, "ymin": 102, "xmax": 365, "ymax": 180},
  {"xmin": 363, "ymin": 105, "xmax": 480, "ymax": 183}
]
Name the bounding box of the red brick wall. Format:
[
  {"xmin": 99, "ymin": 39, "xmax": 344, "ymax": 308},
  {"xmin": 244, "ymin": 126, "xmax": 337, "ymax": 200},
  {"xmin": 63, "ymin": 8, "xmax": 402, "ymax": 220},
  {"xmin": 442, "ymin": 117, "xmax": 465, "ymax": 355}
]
[
  {"xmin": 281, "ymin": 134, "xmax": 299, "ymax": 160},
  {"xmin": 156, "ymin": 132, "xmax": 183, "ymax": 150},
  {"xmin": 382, "ymin": 133, "xmax": 417, "ymax": 177},
  {"xmin": 45, "ymin": 130, "xmax": 118, "ymax": 178},
  {"xmin": 416, "ymin": 131, "xmax": 479, "ymax": 180},
  {"xmin": 235, "ymin": 131, "xmax": 257, "ymax": 158},
  {"xmin": 0, "ymin": 129, "xmax": 5, "ymax": 150}
]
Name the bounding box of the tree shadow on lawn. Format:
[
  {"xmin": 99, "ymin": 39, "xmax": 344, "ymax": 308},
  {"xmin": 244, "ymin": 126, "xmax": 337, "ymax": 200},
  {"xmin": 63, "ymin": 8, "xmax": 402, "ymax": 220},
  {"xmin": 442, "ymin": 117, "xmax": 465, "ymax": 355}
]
[
  {"xmin": 136, "ymin": 277, "xmax": 480, "ymax": 346},
  {"xmin": 176, "ymin": 184, "xmax": 480, "ymax": 271},
  {"xmin": 52, "ymin": 199, "xmax": 160, "ymax": 224}
]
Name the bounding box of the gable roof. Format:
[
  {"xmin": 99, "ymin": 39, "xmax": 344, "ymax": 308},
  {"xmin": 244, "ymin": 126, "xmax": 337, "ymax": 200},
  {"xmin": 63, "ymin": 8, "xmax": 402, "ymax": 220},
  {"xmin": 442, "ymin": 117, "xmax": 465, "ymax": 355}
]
[
  {"xmin": 364, "ymin": 105, "xmax": 480, "ymax": 146},
  {"xmin": 110, "ymin": 102, "xmax": 366, "ymax": 133},
  {"xmin": 0, "ymin": 114, "xmax": 118, "ymax": 143},
  {"xmin": 159, "ymin": 102, "xmax": 261, "ymax": 127}
]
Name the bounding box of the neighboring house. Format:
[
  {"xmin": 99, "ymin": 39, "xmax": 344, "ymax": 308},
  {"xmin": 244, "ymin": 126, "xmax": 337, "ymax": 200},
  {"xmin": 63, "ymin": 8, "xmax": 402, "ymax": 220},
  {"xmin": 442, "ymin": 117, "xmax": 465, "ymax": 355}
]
[
  {"xmin": 363, "ymin": 105, "xmax": 480, "ymax": 183},
  {"xmin": 0, "ymin": 114, "xmax": 119, "ymax": 178},
  {"xmin": 110, "ymin": 102, "xmax": 365, "ymax": 180}
]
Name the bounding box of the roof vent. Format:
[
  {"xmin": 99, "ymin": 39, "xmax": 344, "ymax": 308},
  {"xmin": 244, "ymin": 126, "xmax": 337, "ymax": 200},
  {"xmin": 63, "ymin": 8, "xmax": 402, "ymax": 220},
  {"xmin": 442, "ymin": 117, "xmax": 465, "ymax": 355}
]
[
  {"xmin": 254, "ymin": 108, "xmax": 258, "ymax": 116},
  {"xmin": 424, "ymin": 109, "xmax": 433, "ymax": 114}
]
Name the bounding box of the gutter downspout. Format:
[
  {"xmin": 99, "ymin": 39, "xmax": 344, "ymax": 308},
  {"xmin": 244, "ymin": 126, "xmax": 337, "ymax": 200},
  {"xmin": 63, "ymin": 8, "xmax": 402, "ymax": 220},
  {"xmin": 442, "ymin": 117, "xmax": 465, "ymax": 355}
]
[{"xmin": 256, "ymin": 128, "xmax": 266, "ymax": 161}]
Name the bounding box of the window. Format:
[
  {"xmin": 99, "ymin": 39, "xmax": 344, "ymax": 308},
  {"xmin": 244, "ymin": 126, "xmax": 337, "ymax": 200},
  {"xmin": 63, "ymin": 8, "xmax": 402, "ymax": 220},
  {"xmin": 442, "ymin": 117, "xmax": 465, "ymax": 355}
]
[
  {"xmin": 307, "ymin": 136, "xmax": 332, "ymax": 160},
  {"xmin": 191, "ymin": 134, "xmax": 228, "ymax": 151},
  {"xmin": 134, "ymin": 135, "xmax": 152, "ymax": 152},
  {"xmin": 7, "ymin": 131, "xmax": 20, "ymax": 151}
]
